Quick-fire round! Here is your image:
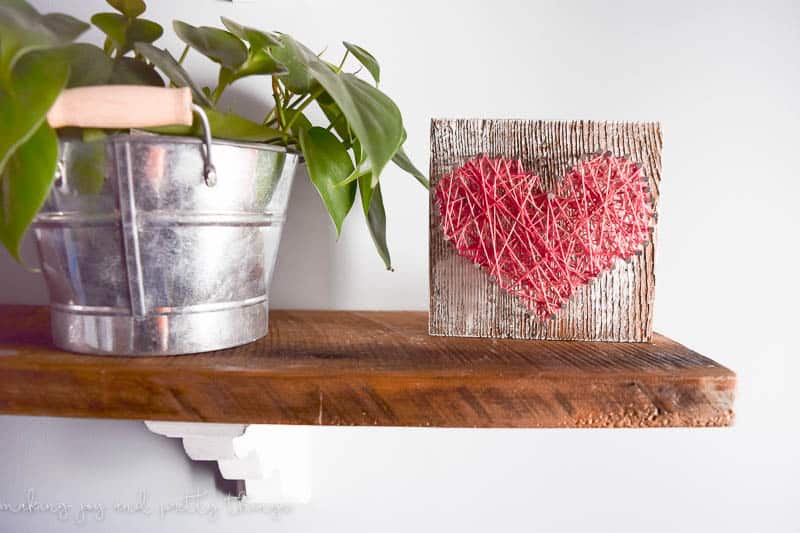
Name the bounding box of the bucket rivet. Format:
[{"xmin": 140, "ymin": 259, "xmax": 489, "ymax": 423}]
[
  {"xmin": 54, "ymin": 160, "xmax": 66, "ymax": 188},
  {"xmin": 204, "ymin": 164, "xmax": 217, "ymax": 187}
]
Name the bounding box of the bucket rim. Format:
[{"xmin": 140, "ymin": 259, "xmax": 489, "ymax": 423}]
[{"xmin": 60, "ymin": 133, "xmax": 302, "ymax": 157}]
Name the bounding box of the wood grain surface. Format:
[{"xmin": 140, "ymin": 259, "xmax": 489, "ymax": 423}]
[
  {"xmin": 430, "ymin": 119, "xmax": 662, "ymax": 342},
  {"xmin": 0, "ymin": 307, "xmax": 734, "ymax": 427}
]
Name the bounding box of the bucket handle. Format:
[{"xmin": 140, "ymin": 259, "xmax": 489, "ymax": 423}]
[{"xmin": 47, "ymin": 86, "xmax": 217, "ymax": 187}]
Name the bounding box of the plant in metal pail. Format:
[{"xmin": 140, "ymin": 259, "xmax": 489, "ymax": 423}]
[{"xmin": 0, "ymin": 0, "xmax": 427, "ymax": 269}]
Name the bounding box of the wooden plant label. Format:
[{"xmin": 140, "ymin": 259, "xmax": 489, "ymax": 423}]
[{"xmin": 429, "ymin": 119, "xmax": 662, "ymax": 342}]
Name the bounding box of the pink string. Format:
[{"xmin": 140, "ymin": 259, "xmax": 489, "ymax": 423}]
[{"xmin": 436, "ymin": 153, "xmax": 655, "ymax": 320}]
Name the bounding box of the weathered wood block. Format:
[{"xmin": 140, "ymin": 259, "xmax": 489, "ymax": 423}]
[{"xmin": 429, "ymin": 119, "xmax": 662, "ymax": 342}]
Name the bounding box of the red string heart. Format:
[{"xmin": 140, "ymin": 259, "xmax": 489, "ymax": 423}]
[{"xmin": 435, "ymin": 153, "xmax": 655, "ymax": 320}]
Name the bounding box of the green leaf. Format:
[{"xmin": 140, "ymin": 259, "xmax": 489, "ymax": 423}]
[
  {"xmin": 274, "ymin": 36, "xmax": 402, "ymax": 181},
  {"xmin": 358, "ymin": 173, "xmax": 372, "ymax": 215},
  {"xmin": 146, "ymin": 107, "xmax": 283, "ymax": 143},
  {"xmin": 134, "ymin": 43, "xmax": 213, "ymax": 107},
  {"xmin": 41, "ymin": 13, "xmax": 91, "ymax": 41},
  {"xmin": 91, "ymin": 13, "xmax": 128, "ymax": 52},
  {"xmin": 109, "ymin": 56, "xmax": 163, "ymax": 86},
  {"xmin": 392, "ymin": 145, "xmax": 429, "ymax": 188},
  {"xmin": 64, "ymin": 43, "xmax": 113, "ymax": 87},
  {"xmin": 126, "ymin": 18, "xmax": 162, "ymax": 46},
  {"xmin": 362, "ymin": 181, "xmax": 391, "ymax": 270},
  {"xmin": 273, "ymin": 35, "xmax": 404, "ymax": 181},
  {"xmin": 82, "ymin": 128, "xmax": 107, "ymax": 142},
  {"xmin": 173, "ymin": 20, "xmax": 247, "ymax": 70},
  {"xmin": 0, "ymin": 0, "xmax": 37, "ymax": 18},
  {"xmin": 316, "ymin": 94, "xmax": 350, "ymax": 143},
  {"xmin": 220, "ymin": 17, "xmax": 280, "ymax": 49},
  {"xmin": 309, "ymin": 67, "xmax": 403, "ymax": 183},
  {"xmin": 205, "ymin": 109, "xmax": 282, "ymax": 142},
  {"xmin": 92, "ymin": 12, "xmax": 162, "ymax": 56},
  {"xmin": 343, "ymin": 41, "xmax": 380, "ymax": 84},
  {"xmin": 339, "ymin": 138, "xmax": 368, "ymax": 187},
  {"xmin": 106, "ymin": 0, "xmax": 145, "ymax": 18},
  {"xmin": 0, "ymin": 2, "xmax": 88, "ymax": 83},
  {"xmin": 0, "ymin": 49, "xmax": 68, "ymax": 177},
  {"xmin": 355, "ymin": 137, "xmax": 391, "ymax": 268},
  {"xmin": 69, "ymin": 138, "xmax": 107, "ymax": 195},
  {"xmin": 270, "ymin": 34, "xmax": 314, "ymax": 94},
  {"xmin": 299, "ymin": 127, "xmax": 357, "ymax": 236},
  {"xmin": 232, "ymin": 48, "xmax": 288, "ymax": 80},
  {"xmin": 0, "ymin": 122, "xmax": 57, "ymax": 260},
  {"xmin": 284, "ymin": 108, "xmax": 312, "ymax": 138}
]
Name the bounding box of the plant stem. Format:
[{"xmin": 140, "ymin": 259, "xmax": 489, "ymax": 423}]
[
  {"xmin": 284, "ymin": 94, "xmax": 305, "ymax": 109},
  {"xmin": 178, "ymin": 45, "xmax": 190, "ymax": 65},
  {"xmin": 326, "ymin": 110, "xmax": 344, "ymax": 131},
  {"xmin": 271, "ymin": 76, "xmax": 288, "ymax": 143},
  {"xmin": 284, "ymin": 87, "xmax": 325, "ymax": 131},
  {"xmin": 211, "ymin": 69, "xmax": 233, "ymax": 105},
  {"xmin": 271, "ymin": 78, "xmax": 285, "ymax": 127},
  {"xmin": 102, "ymin": 37, "xmax": 114, "ymax": 57},
  {"xmin": 211, "ymin": 84, "xmax": 225, "ymax": 105},
  {"xmin": 262, "ymin": 108, "xmax": 276, "ymax": 126},
  {"xmin": 337, "ymin": 50, "xmax": 350, "ymax": 71}
]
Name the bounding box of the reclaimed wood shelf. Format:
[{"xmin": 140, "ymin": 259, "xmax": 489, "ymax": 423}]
[{"xmin": 0, "ymin": 306, "xmax": 735, "ymax": 428}]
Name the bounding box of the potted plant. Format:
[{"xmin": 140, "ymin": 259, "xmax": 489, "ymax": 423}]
[{"xmin": 0, "ymin": 0, "xmax": 427, "ymax": 355}]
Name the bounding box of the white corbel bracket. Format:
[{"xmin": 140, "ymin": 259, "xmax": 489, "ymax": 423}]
[{"xmin": 144, "ymin": 422, "xmax": 311, "ymax": 504}]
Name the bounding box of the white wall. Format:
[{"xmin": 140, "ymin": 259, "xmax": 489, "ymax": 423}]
[{"xmin": 2, "ymin": 0, "xmax": 799, "ymax": 531}]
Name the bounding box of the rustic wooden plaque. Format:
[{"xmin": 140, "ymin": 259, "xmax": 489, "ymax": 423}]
[{"xmin": 429, "ymin": 119, "xmax": 662, "ymax": 342}]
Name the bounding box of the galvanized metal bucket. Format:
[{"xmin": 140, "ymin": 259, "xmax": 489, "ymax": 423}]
[{"xmin": 33, "ymin": 133, "xmax": 298, "ymax": 355}]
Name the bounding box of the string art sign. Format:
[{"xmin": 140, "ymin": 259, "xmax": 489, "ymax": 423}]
[
  {"xmin": 435, "ymin": 153, "xmax": 654, "ymax": 320},
  {"xmin": 429, "ymin": 120, "xmax": 662, "ymax": 342}
]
